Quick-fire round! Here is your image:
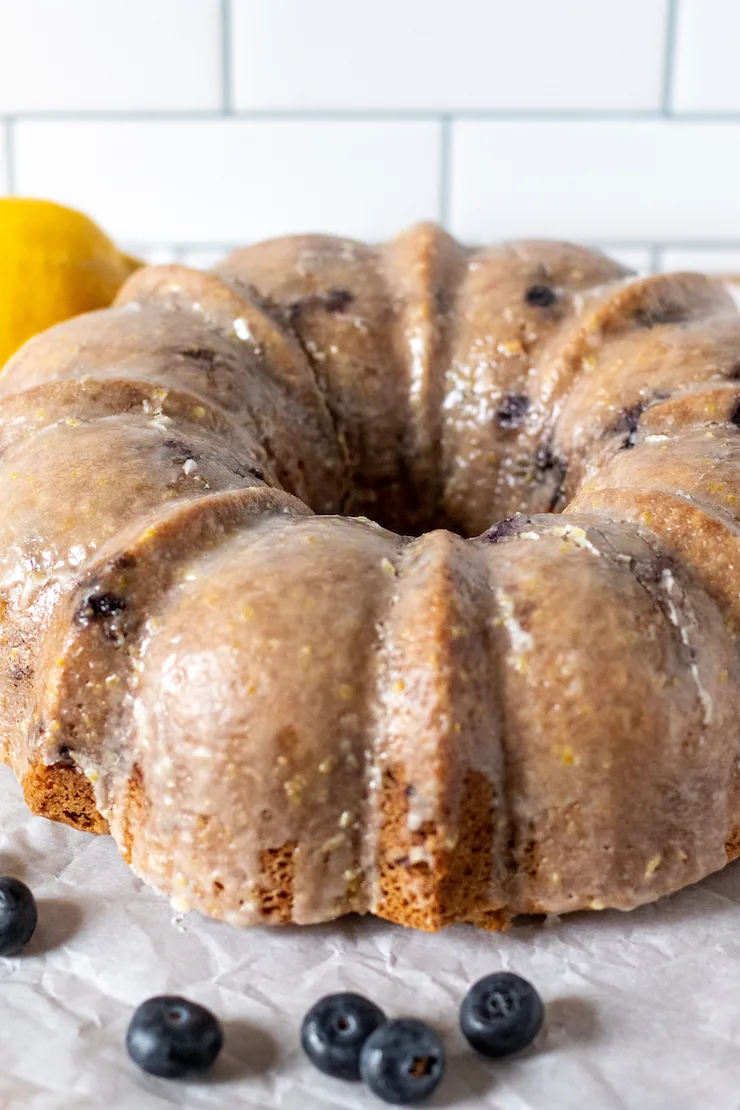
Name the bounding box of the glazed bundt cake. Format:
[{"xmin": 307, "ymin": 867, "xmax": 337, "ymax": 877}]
[{"xmin": 2, "ymin": 221, "xmax": 740, "ymax": 931}]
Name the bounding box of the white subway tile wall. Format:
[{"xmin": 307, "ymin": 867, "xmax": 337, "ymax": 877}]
[
  {"xmin": 449, "ymin": 120, "xmax": 740, "ymax": 242},
  {"xmin": 1, "ymin": 0, "xmax": 740, "ymax": 270},
  {"xmin": 672, "ymin": 0, "xmax": 740, "ymax": 113},
  {"xmin": 16, "ymin": 119, "xmax": 441, "ymax": 241},
  {"xmin": 230, "ymin": 0, "xmax": 668, "ymax": 111},
  {"xmin": 597, "ymin": 247, "xmax": 653, "ymax": 276},
  {"xmin": 0, "ymin": 0, "xmax": 222, "ymax": 112},
  {"xmin": 658, "ymin": 248, "xmax": 740, "ymax": 276}
]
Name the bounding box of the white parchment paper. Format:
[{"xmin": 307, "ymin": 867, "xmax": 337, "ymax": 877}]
[{"xmin": 1, "ymin": 761, "xmax": 739, "ymax": 1110}]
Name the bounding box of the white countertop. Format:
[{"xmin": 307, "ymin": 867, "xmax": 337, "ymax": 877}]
[{"xmin": 1, "ymin": 761, "xmax": 738, "ymax": 1110}]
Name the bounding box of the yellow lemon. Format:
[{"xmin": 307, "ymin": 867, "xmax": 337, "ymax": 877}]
[{"xmin": 0, "ymin": 197, "xmax": 141, "ymax": 369}]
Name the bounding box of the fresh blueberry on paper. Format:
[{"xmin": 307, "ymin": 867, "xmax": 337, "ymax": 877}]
[
  {"xmin": 360, "ymin": 1019, "xmax": 445, "ymax": 1105},
  {"xmin": 301, "ymin": 992, "xmax": 386, "ymax": 1080},
  {"xmin": 126, "ymin": 995, "xmax": 223, "ymax": 1078},
  {"xmin": 0, "ymin": 876, "xmax": 38, "ymax": 955},
  {"xmin": 460, "ymin": 972, "xmax": 543, "ymax": 1058}
]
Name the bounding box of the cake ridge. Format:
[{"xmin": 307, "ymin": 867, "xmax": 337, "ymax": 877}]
[
  {"xmin": 370, "ymin": 529, "xmax": 509, "ymax": 930},
  {"xmin": 25, "ymin": 487, "xmax": 309, "ymax": 811}
]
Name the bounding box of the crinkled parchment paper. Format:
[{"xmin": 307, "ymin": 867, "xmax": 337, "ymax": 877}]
[{"xmin": 1, "ymin": 762, "xmax": 740, "ymax": 1109}]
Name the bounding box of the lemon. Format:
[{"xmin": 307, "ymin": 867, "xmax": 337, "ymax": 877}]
[{"xmin": 0, "ymin": 197, "xmax": 141, "ymax": 369}]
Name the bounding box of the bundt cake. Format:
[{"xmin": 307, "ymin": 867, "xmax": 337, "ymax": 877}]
[{"xmin": 2, "ymin": 221, "xmax": 740, "ymax": 931}]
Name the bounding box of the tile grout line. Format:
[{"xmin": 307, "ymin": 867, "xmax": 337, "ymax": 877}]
[
  {"xmin": 9, "ymin": 108, "xmax": 740, "ymax": 123},
  {"xmin": 439, "ymin": 116, "xmax": 452, "ymax": 227},
  {"xmin": 661, "ymin": 0, "xmax": 680, "ymax": 115},
  {"xmin": 3, "ymin": 119, "xmax": 16, "ymax": 194},
  {"xmin": 220, "ymin": 0, "xmax": 233, "ymax": 114},
  {"xmin": 121, "ymin": 240, "xmax": 740, "ymax": 255}
]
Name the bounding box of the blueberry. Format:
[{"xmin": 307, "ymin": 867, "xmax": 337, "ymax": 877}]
[
  {"xmin": 495, "ymin": 393, "xmax": 530, "ymax": 429},
  {"xmin": 460, "ymin": 972, "xmax": 543, "ymax": 1058},
  {"xmin": 83, "ymin": 592, "xmax": 126, "ymax": 619},
  {"xmin": 126, "ymin": 995, "xmax": 223, "ymax": 1078},
  {"xmin": 301, "ymin": 992, "xmax": 386, "ymax": 1081},
  {"xmin": 0, "ymin": 877, "xmax": 38, "ymax": 955},
  {"xmin": 323, "ymin": 288, "xmax": 354, "ymax": 313},
  {"xmin": 360, "ymin": 1019, "xmax": 445, "ymax": 1105},
  {"xmin": 524, "ymin": 283, "xmax": 557, "ymax": 308}
]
